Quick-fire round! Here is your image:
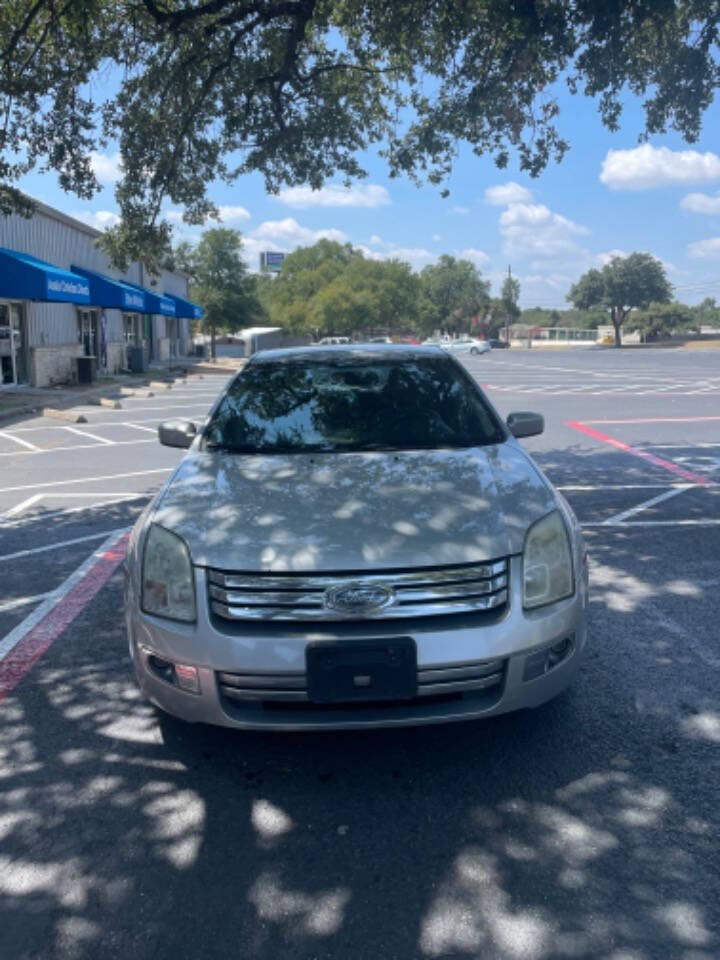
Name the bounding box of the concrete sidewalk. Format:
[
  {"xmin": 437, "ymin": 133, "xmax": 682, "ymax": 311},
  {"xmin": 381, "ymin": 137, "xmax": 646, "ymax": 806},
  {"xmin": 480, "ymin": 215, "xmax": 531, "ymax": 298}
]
[{"xmin": 0, "ymin": 357, "xmax": 243, "ymax": 426}]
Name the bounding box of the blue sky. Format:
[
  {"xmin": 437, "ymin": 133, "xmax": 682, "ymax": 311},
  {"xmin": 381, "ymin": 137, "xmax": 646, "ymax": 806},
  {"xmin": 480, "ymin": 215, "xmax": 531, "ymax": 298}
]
[{"xmin": 18, "ymin": 79, "xmax": 720, "ymax": 308}]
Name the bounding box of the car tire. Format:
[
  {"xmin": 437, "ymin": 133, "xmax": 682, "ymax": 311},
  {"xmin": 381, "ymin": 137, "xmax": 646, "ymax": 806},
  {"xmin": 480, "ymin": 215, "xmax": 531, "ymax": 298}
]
[{"xmin": 470, "ymin": 347, "xmax": 478, "ymax": 355}]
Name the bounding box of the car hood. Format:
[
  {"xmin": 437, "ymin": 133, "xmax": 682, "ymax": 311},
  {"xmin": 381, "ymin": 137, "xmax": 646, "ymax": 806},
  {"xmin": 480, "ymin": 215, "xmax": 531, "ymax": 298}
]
[{"xmin": 152, "ymin": 443, "xmax": 556, "ymax": 572}]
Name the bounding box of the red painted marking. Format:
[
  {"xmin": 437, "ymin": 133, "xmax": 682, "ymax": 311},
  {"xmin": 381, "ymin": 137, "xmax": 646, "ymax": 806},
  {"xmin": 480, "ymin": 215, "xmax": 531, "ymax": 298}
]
[
  {"xmin": 566, "ymin": 421, "xmax": 711, "ymax": 486},
  {"xmin": 583, "ymin": 416, "xmax": 720, "ymax": 425},
  {"xmin": 0, "ymin": 533, "xmax": 130, "ymax": 702}
]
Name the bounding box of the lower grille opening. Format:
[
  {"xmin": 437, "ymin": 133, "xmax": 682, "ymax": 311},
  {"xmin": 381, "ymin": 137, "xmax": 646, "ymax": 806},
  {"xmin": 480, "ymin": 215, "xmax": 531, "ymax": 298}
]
[{"xmin": 217, "ymin": 657, "xmax": 507, "ymax": 718}]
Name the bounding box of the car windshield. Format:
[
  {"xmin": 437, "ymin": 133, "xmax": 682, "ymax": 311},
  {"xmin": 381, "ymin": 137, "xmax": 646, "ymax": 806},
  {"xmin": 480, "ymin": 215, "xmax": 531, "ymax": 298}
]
[{"xmin": 203, "ymin": 353, "xmax": 505, "ymax": 454}]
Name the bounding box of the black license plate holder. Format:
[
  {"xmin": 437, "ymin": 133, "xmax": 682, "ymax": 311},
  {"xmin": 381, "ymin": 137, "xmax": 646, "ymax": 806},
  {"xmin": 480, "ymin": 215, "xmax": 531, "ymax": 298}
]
[{"xmin": 306, "ymin": 638, "xmax": 417, "ymax": 704}]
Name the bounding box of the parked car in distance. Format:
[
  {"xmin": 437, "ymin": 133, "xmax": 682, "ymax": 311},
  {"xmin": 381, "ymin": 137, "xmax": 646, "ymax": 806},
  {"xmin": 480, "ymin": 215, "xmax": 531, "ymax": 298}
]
[
  {"xmin": 126, "ymin": 344, "xmax": 588, "ymax": 731},
  {"xmin": 489, "ymin": 338, "xmax": 511, "ymax": 349},
  {"xmin": 444, "ymin": 337, "xmax": 490, "ymax": 355},
  {"xmin": 317, "ymin": 336, "xmax": 352, "ymax": 345},
  {"xmin": 368, "ymin": 336, "xmax": 393, "ymax": 344}
]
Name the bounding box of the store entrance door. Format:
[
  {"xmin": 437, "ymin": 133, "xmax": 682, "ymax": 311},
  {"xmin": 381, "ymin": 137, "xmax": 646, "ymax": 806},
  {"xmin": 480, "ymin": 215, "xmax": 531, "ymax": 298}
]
[
  {"xmin": 77, "ymin": 309, "xmax": 99, "ymax": 359},
  {"xmin": 0, "ymin": 302, "xmax": 28, "ymax": 386}
]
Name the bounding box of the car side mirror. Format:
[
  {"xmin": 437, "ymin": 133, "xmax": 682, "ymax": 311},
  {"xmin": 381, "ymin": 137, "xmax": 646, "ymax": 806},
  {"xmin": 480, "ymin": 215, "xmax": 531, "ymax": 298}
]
[
  {"xmin": 507, "ymin": 411, "xmax": 544, "ymax": 438},
  {"xmin": 158, "ymin": 419, "xmax": 197, "ymax": 448}
]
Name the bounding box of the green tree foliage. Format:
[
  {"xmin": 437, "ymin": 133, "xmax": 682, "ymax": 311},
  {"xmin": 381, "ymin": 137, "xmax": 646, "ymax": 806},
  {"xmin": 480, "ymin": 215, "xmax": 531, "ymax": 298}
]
[
  {"xmin": 419, "ymin": 256, "xmax": 490, "ymax": 335},
  {"xmin": 500, "ymin": 274, "xmax": 521, "ymax": 333},
  {"xmin": 482, "ymin": 298, "xmax": 507, "ymax": 339},
  {"xmin": 184, "ymin": 228, "xmax": 264, "ymax": 358},
  {"xmin": 2, "ymin": 2, "xmax": 718, "ymax": 266},
  {"xmin": 690, "ymin": 297, "xmax": 720, "ymax": 328},
  {"xmin": 627, "ymin": 301, "xmax": 695, "ymax": 341},
  {"xmin": 261, "ymin": 241, "xmax": 421, "ymax": 335},
  {"xmin": 520, "ymin": 307, "xmax": 605, "ymax": 329},
  {"xmin": 568, "ymin": 253, "xmax": 672, "ymax": 346}
]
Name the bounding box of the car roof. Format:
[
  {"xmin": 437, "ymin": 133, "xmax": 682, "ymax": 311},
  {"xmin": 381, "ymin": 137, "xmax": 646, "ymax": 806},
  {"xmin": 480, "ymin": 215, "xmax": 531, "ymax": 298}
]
[{"xmin": 248, "ymin": 343, "xmax": 446, "ymax": 365}]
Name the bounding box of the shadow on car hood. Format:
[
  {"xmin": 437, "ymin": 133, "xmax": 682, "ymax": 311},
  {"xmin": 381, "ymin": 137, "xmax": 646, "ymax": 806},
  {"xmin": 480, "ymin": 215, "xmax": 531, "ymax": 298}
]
[{"xmin": 152, "ymin": 444, "xmax": 555, "ymax": 572}]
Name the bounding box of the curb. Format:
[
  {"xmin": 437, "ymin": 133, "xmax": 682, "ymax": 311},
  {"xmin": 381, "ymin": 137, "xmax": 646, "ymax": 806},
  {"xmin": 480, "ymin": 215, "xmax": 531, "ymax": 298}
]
[
  {"xmin": 42, "ymin": 408, "xmax": 89, "ymax": 423},
  {"xmin": 0, "ymin": 369, "xmax": 200, "ymax": 426}
]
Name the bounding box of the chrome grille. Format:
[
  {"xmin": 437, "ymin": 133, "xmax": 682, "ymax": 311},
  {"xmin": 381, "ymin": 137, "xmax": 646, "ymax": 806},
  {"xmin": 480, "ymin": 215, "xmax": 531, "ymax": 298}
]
[
  {"xmin": 207, "ymin": 560, "xmax": 508, "ymax": 622},
  {"xmin": 218, "ymin": 657, "xmax": 506, "ymax": 704}
]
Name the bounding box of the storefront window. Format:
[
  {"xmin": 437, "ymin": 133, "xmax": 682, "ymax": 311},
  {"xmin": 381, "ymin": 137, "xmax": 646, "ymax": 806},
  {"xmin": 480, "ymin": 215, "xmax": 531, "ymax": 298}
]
[
  {"xmin": 123, "ymin": 313, "xmax": 139, "ymax": 345},
  {"xmin": 0, "ymin": 301, "xmax": 27, "ymax": 385}
]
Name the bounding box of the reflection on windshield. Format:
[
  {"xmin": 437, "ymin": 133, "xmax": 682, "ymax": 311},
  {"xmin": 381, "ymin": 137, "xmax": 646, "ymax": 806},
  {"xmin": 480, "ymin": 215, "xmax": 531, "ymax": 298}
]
[{"xmin": 203, "ymin": 355, "xmax": 505, "ymax": 454}]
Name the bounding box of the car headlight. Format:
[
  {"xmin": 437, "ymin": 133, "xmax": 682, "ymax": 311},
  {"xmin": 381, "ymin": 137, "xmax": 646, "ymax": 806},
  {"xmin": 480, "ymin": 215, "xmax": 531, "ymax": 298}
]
[
  {"xmin": 141, "ymin": 525, "xmax": 196, "ymax": 623},
  {"xmin": 523, "ymin": 511, "xmax": 574, "ymax": 609}
]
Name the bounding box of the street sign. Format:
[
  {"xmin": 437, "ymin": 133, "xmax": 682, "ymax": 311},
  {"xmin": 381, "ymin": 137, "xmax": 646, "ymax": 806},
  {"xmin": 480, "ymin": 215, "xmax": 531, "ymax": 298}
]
[{"xmin": 260, "ymin": 251, "xmax": 285, "ymax": 273}]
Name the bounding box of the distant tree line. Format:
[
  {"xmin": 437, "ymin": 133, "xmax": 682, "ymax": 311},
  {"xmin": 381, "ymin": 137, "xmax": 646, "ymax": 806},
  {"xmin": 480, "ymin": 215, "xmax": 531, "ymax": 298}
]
[{"xmin": 175, "ymin": 230, "xmax": 720, "ymax": 349}]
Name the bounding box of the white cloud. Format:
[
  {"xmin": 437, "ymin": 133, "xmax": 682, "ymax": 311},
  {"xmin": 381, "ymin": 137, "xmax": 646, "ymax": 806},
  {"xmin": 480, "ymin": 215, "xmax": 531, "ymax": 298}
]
[
  {"xmin": 217, "ymin": 204, "xmax": 251, "ymax": 222},
  {"xmin": 451, "ymin": 205, "xmax": 470, "ymax": 215},
  {"xmin": 484, "ymin": 182, "xmax": 533, "ymax": 206},
  {"xmin": 600, "ymin": 144, "xmax": 720, "ymax": 190},
  {"xmin": 596, "ymin": 249, "xmax": 628, "ymax": 266},
  {"xmin": 355, "ymin": 245, "xmax": 386, "ymax": 262},
  {"xmin": 72, "ymin": 209, "xmax": 120, "ymax": 230},
  {"xmin": 457, "ymin": 248, "xmax": 490, "ymax": 268},
  {"xmin": 165, "ymin": 205, "xmax": 250, "ymax": 225},
  {"xmin": 681, "ymin": 191, "xmax": 720, "ymax": 215},
  {"xmin": 688, "ymin": 237, "xmax": 720, "ymax": 260},
  {"xmin": 364, "ymin": 236, "xmax": 435, "ymax": 268},
  {"xmin": 499, "ymin": 202, "xmax": 588, "ymax": 259},
  {"xmin": 90, "ymin": 151, "xmax": 122, "ymax": 184},
  {"xmin": 432, "ymin": 234, "xmax": 442, "ymax": 242},
  {"xmin": 384, "ymin": 246, "xmax": 435, "ymax": 268},
  {"xmin": 239, "ymin": 217, "xmax": 348, "ymax": 270},
  {"xmin": 252, "ymin": 217, "xmax": 347, "ymax": 248},
  {"xmin": 276, "ymin": 183, "xmax": 390, "ymax": 209}
]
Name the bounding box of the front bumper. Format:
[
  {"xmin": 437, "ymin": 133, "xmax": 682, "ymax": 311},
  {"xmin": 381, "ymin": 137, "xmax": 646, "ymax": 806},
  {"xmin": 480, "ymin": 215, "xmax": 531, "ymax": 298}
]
[{"xmin": 126, "ymin": 556, "xmax": 588, "ymax": 731}]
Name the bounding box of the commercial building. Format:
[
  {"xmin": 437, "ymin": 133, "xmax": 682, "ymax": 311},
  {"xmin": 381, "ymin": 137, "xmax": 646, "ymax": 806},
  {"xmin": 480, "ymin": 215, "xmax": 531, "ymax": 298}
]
[{"xmin": 0, "ymin": 200, "xmax": 202, "ymax": 388}]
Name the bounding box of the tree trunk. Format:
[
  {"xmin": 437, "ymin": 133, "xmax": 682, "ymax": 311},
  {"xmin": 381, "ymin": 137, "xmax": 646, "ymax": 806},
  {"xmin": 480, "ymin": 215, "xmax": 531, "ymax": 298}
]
[{"xmin": 210, "ymin": 322, "xmax": 216, "ymax": 361}]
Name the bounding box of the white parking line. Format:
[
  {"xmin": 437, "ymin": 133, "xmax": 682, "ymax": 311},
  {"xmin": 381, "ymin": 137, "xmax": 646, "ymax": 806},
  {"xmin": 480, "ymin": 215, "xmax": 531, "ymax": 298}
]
[
  {"xmin": 0, "ymin": 592, "xmax": 55, "ymax": 614},
  {"xmin": 8, "ymin": 412, "xmax": 208, "ymax": 432},
  {"xmin": 557, "ymin": 483, "xmax": 703, "ymax": 491},
  {"xmin": 583, "ymin": 519, "xmax": 720, "ymax": 528},
  {"xmin": 122, "ymin": 422, "xmax": 157, "ymax": 433},
  {"xmin": 64, "ymin": 426, "xmax": 115, "ymax": 445},
  {"xmin": 2, "ymin": 494, "xmax": 149, "ymax": 528},
  {"xmin": 1, "ymin": 494, "xmax": 43, "ymax": 520},
  {"xmin": 0, "ymin": 467, "xmax": 172, "ymax": 494},
  {"xmin": 70, "ymin": 402, "xmax": 215, "ymax": 415},
  {"xmin": 601, "ymin": 486, "xmax": 695, "ymax": 525},
  {"xmin": 0, "ymin": 527, "xmax": 128, "ymax": 563},
  {"xmin": 0, "ymin": 530, "xmax": 127, "ymax": 662},
  {"xmin": 0, "ymin": 438, "xmax": 156, "ymax": 457},
  {"xmin": 0, "ymin": 430, "xmax": 40, "ymax": 451}
]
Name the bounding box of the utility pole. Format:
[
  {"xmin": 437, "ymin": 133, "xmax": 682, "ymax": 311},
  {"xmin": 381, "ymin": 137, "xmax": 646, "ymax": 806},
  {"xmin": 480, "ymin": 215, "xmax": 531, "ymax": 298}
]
[{"xmin": 505, "ymin": 264, "xmax": 511, "ymax": 344}]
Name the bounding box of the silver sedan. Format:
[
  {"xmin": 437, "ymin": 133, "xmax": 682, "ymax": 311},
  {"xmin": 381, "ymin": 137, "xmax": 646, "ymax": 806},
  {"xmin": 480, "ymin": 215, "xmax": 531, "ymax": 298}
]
[
  {"xmin": 125, "ymin": 345, "xmax": 588, "ymax": 730},
  {"xmin": 443, "ymin": 337, "xmax": 491, "ymax": 355}
]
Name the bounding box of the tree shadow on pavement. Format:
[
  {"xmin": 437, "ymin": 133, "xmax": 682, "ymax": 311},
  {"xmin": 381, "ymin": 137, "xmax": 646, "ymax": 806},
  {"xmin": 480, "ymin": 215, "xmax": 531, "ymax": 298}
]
[{"xmin": 1, "ymin": 544, "xmax": 718, "ymax": 960}]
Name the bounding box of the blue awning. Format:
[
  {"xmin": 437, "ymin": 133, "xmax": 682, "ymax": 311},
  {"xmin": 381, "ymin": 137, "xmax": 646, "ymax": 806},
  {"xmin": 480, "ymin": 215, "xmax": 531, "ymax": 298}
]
[
  {"xmin": 164, "ymin": 292, "xmax": 203, "ymax": 319},
  {"xmin": 71, "ymin": 265, "xmax": 146, "ymax": 311},
  {"xmin": 0, "ymin": 247, "xmax": 90, "ymax": 304},
  {"xmin": 122, "ymin": 281, "xmax": 175, "ymax": 316}
]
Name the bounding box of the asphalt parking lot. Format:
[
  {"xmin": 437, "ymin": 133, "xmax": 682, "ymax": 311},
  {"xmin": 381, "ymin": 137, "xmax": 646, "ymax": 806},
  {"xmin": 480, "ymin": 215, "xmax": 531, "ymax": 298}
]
[{"xmin": 1, "ymin": 349, "xmax": 719, "ymax": 960}]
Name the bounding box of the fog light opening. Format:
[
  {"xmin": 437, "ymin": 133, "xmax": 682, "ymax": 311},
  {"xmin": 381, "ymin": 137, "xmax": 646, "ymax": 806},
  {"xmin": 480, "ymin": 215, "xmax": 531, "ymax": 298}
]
[
  {"xmin": 145, "ymin": 651, "xmax": 201, "ymax": 694},
  {"xmin": 148, "ymin": 654, "xmax": 174, "ymax": 682},
  {"xmin": 547, "ymin": 637, "xmax": 572, "ymax": 669}
]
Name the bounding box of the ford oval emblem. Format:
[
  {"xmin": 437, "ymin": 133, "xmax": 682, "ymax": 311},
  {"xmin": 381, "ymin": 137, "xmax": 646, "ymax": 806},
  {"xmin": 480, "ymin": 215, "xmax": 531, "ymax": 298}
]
[{"xmin": 325, "ymin": 582, "xmax": 396, "ymax": 615}]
